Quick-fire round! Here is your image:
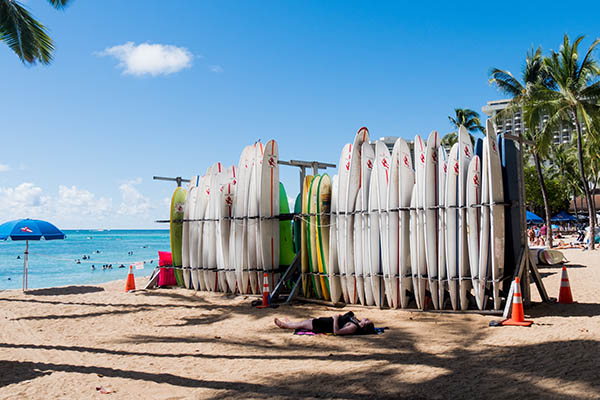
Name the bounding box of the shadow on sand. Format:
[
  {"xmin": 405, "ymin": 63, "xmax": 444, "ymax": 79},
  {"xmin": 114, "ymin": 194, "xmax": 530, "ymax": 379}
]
[
  {"xmin": 24, "ymin": 286, "xmax": 105, "ymax": 296},
  {"xmin": 0, "ymin": 337, "xmax": 598, "ymax": 399}
]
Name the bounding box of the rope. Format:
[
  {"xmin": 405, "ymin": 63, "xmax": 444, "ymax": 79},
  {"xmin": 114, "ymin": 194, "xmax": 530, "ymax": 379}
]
[{"xmin": 156, "ymin": 202, "xmax": 513, "ymax": 224}]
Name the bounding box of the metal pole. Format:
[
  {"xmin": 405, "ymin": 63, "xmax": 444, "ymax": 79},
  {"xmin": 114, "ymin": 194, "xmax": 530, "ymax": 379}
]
[{"xmin": 23, "ymin": 240, "xmax": 28, "ymax": 291}]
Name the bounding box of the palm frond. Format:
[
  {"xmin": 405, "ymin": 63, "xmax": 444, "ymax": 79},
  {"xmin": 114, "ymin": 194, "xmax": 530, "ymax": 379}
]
[
  {"xmin": 489, "ymin": 68, "xmax": 523, "ymax": 97},
  {"xmin": 0, "ymin": 0, "xmax": 54, "ymax": 64},
  {"xmin": 46, "ymin": 0, "xmax": 72, "ymax": 10}
]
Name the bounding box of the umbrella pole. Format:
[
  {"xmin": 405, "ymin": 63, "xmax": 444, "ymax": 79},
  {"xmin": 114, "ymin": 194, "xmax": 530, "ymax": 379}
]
[{"xmin": 23, "ymin": 240, "xmax": 29, "ymax": 291}]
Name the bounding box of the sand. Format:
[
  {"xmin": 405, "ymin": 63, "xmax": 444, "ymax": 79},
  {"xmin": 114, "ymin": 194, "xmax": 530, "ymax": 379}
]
[{"xmin": 0, "ymin": 248, "xmax": 598, "ymax": 399}]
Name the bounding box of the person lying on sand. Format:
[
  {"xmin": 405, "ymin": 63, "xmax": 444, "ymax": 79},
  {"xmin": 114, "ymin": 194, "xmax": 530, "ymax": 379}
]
[{"xmin": 274, "ymin": 311, "xmax": 375, "ymax": 335}]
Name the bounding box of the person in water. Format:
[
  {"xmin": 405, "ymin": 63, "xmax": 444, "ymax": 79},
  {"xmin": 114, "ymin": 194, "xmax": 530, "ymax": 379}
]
[{"xmin": 274, "ymin": 311, "xmax": 375, "ymax": 335}]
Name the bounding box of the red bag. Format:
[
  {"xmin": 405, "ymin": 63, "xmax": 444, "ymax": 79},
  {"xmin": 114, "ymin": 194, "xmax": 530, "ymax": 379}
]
[{"xmin": 157, "ymin": 251, "xmax": 176, "ymax": 286}]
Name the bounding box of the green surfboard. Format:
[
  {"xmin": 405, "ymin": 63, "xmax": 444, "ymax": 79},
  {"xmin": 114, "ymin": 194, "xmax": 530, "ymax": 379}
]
[
  {"xmin": 279, "ymin": 183, "xmax": 295, "ymax": 266},
  {"xmin": 170, "ymin": 186, "xmax": 186, "ymax": 287},
  {"xmin": 293, "ymin": 193, "xmax": 301, "ymax": 253}
]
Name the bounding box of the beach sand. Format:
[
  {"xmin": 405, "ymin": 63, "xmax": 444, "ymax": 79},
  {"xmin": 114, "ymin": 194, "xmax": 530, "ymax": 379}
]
[{"xmin": 0, "ymin": 248, "xmax": 598, "ymax": 399}]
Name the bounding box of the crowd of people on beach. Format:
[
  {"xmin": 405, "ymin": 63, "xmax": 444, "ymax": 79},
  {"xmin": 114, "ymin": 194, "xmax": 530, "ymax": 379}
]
[{"xmin": 528, "ymin": 222, "xmax": 596, "ymax": 250}]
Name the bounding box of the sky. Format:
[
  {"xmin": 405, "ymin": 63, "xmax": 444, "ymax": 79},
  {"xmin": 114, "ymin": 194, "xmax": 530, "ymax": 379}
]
[{"xmin": 1, "ymin": 0, "xmax": 599, "ymax": 229}]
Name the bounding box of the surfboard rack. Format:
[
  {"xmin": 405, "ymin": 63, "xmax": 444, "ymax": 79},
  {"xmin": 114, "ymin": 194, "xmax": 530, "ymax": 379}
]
[
  {"xmin": 153, "ymin": 176, "xmax": 190, "ymax": 187},
  {"xmin": 270, "ymin": 252, "xmax": 302, "ymax": 304},
  {"xmin": 500, "ymin": 131, "xmax": 550, "ymax": 310},
  {"xmin": 278, "ymin": 159, "xmax": 336, "ymax": 198}
]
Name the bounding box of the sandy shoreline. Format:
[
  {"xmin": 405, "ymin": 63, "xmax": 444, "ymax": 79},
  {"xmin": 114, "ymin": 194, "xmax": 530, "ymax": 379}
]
[{"xmin": 0, "ymin": 248, "xmax": 598, "ymax": 399}]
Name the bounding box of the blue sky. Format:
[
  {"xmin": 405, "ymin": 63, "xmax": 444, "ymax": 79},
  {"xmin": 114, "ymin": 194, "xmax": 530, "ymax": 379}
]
[{"xmin": 1, "ymin": 0, "xmax": 599, "ymax": 228}]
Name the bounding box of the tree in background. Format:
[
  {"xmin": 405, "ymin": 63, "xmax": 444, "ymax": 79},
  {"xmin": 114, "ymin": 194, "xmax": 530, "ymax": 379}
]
[
  {"xmin": 443, "ymin": 108, "xmax": 485, "ymax": 148},
  {"xmin": 524, "ymin": 165, "xmax": 571, "ymax": 217},
  {"xmin": 0, "ymin": 0, "xmax": 71, "ymax": 65},
  {"xmin": 551, "ymin": 144, "xmax": 583, "ymax": 219},
  {"xmin": 490, "ymin": 46, "xmax": 556, "ymax": 247},
  {"xmin": 527, "ymin": 35, "xmax": 600, "ymax": 249}
]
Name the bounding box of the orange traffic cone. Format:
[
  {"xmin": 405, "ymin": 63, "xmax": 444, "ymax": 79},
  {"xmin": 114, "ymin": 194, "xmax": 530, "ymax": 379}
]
[
  {"xmin": 502, "ymin": 277, "xmax": 533, "ymax": 326},
  {"xmin": 558, "ymin": 266, "xmax": 574, "ymax": 304},
  {"xmin": 256, "ymin": 272, "xmax": 270, "ymax": 309},
  {"xmin": 125, "ymin": 265, "xmax": 136, "ymax": 292}
]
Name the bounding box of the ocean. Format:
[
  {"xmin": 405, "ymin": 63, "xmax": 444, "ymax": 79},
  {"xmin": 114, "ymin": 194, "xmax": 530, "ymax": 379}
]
[{"xmin": 0, "ymin": 230, "xmax": 170, "ymax": 290}]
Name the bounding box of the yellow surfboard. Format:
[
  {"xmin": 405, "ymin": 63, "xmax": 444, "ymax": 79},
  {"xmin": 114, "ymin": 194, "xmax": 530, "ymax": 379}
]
[
  {"xmin": 308, "ymin": 175, "xmax": 324, "ymax": 299},
  {"xmin": 316, "ymin": 174, "xmax": 332, "ymax": 300},
  {"xmin": 301, "ymin": 175, "xmax": 313, "ymax": 298}
]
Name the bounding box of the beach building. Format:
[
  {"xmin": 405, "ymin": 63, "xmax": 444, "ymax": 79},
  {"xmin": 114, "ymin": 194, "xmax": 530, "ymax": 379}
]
[
  {"xmin": 377, "ymin": 136, "xmax": 415, "ymax": 161},
  {"xmin": 482, "ymin": 99, "xmax": 574, "ymax": 145}
]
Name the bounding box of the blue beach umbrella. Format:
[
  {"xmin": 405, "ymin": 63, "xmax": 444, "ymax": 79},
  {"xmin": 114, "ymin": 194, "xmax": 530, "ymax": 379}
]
[
  {"xmin": 526, "ymin": 211, "xmax": 544, "ymax": 224},
  {"xmin": 0, "ymin": 219, "xmax": 65, "ymax": 290}
]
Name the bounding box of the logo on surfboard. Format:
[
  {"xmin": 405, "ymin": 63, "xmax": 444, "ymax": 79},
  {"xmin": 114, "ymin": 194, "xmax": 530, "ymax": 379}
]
[
  {"xmin": 464, "ymin": 146, "xmax": 471, "ymax": 158},
  {"xmin": 453, "ymin": 162, "xmax": 459, "ymax": 175},
  {"xmin": 420, "ymin": 154, "xmax": 425, "ymax": 164},
  {"xmin": 268, "ymin": 157, "xmax": 276, "ymax": 168},
  {"xmin": 473, "ymin": 174, "xmax": 479, "ymax": 186},
  {"xmin": 367, "ymin": 159, "xmax": 373, "ymax": 169},
  {"xmin": 381, "ymin": 158, "xmax": 389, "ymax": 169},
  {"xmin": 403, "ymin": 155, "xmax": 410, "ymax": 167}
]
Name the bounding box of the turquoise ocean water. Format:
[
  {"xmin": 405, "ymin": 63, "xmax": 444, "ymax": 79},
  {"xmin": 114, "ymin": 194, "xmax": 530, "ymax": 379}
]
[{"xmin": 0, "ymin": 230, "xmax": 170, "ymax": 290}]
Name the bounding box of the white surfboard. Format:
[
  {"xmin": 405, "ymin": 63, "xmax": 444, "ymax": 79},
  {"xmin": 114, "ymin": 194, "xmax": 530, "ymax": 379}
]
[
  {"xmin": 186, "ymin": 177, "xmax": 200, "ymax": 290},
  {"xmin": 231, "ymin": 145, "xmax": 253, "ymax": 294},
  {"xmin": 336, "ymin": 143, "xmax": 352, "ymax": 304},
  {"xmin": 437, "ymin": 147, "xmax": 448, "ymax": 309},
  {"xmin": 190, "ymin": 176, "xmax": 204, "ymax": 290},
  {"xmin": 423, "ymin": 131, "xmax": 440, "ymax": 309},
  {"xmin": 353, "ymin": 187, "xmax": 366, "ymax": 304},
  {"xmin": 328, "ymin": 175, "xmax": 342, "ymax": 303},
  {"xmin": 409, "ymin": 184, "xmax": 421, "ymax": 309},
  {"xmin": 203, "ymin": 162, "xmax": 224, "ymax": 291},
  {"xmin": 359, "ymin": 142, "xmax": 375, "ymax": 306},
  {"xmin": 259, "ymin": 140, "xmax": 280, "ymax": 292},
  {"xmin": 414, "ymin": 135, "xmax": 427, "ymax": 309},
  {"xmin": 445, "ymin": 143, "xmax": 460, "ymax": 310},
  {"xmin": 374, "ymin": 141, "xmax": 391, "ymax": 308},
  {"xmin": 247, "ymin": 142, "xmax": 263, "ymax": 294},
  {"xmin": 217, "ymin": 167, "xmax": 237, "ymax": 292},
  {"xmin": 182, "ymin": 177, "xmax": 198, "ymax": 289},
  {"xmin": 396, "ymin": 139, "xmax": 414, "ymax": 309},
  {"xmin": 344, "ymin": 127, "xmax": 369, "ymax": 304},
  {"xmin": 388, "ymin": 141, "xmax": 400, "ymax": 309},
  {"xmin": 195, "ymin": 170, "xmax": 212, "ymax": 291},
  {"xmin": 458, "ymin": 126, "xmax": 473, "ymax": 310},
  {"xmin": 478, "ymin": 141, "xmax": 490, "ymax": 309},
  {"xmin": 466, "ymin": 156, "xmax": 481, "ymax": 304},
  {"xmin": 486, "ymin": 120, "xmax": 505, "ymax": 310},
  {"xmin": 367, "ymin": 162, "xmax": 383, "ymax": 308}
]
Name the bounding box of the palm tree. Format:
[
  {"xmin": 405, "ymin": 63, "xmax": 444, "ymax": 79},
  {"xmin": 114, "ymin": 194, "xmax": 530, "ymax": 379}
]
[
  {"xmin": 489, "ymin": 46, "xmax": 555, "ymax": 247},
  {"xmin": 526, "ymin": 35, "xmax": 600, "ymax": 249},
  {"xmin": 551, "ymin": 144, "xmax": 582, "ymax": 219},
  {"xmin": 0, "ymin": 0, "xmax": 71, "ymax": 65},
  {"xmin": 448, "ymin": 108, "xmax": 485, "ymax": 135}
]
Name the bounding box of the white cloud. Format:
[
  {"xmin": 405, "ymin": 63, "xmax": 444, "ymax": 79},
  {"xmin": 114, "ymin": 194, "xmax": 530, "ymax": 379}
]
[
  {"xmin": 0, "ymin": 164, "xmax": 9, "ymax": 172},
  {"xmin": 56, "ymin": 185, "xmax": 112, "ymax": 217},
  {"xmin": 209, "ymin": 65, "xmax": 224, "ymax": 73},
  {"xmin": 99, "ymin": 42, "xmax": 193, "ymax": 76},
  {"xmin": 118, "ymin": 178, "xmax": 151, "ymax": 215},
  {"xmin": 0, "ymin": 183, "xmax": 50, "ymax": 219}
]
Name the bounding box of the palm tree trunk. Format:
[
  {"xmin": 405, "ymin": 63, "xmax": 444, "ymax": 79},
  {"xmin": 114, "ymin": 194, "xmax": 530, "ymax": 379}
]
[
  {"xmin": 573, "ymin": 186, "xmax": 579, "ymax": 220},
  {"xmin": 533, "ymin": 152, "xmax": 553, "ymax": 248},
  {"xmin": 572, "ymin": 110, "xmax": 595, "ymax": 249}
]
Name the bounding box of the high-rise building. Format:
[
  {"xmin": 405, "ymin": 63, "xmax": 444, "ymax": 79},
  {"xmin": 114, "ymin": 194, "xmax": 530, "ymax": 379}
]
[{"xmin": 482, "ymin": 99, "xmax": 573, "ymax": 145}]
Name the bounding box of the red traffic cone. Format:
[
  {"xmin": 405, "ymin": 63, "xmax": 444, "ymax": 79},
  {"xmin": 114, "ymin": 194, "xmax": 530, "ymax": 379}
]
[
  {"xmin": 558, "ymin": 266, "xmax": 574, "ymax": 304},
  {"xmin": 125, "ymin": 265, "xmax": 136, "ymax": 292},
  {"xmin": 502, "ymin": 277, "xmax": 533, "ymax": 327},
  {"xmin": 256, "ymin": 272, "xmax": 270, "ymax": 309}
]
